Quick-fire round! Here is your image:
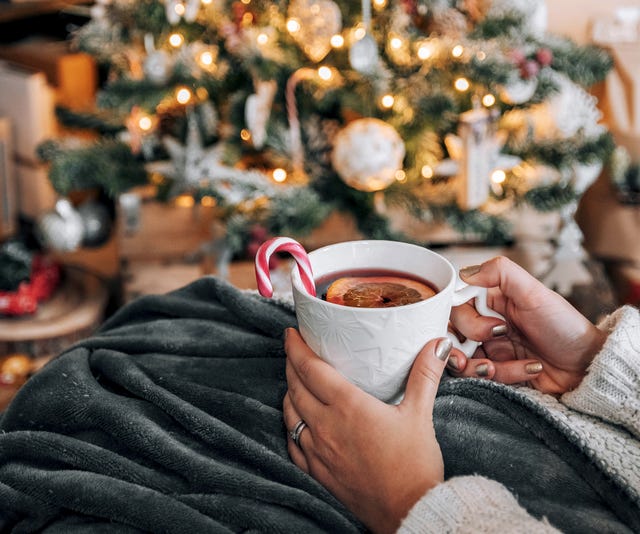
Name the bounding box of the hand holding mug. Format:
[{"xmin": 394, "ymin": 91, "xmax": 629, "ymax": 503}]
[
  {"xmin": 283, "ymin": 328, "xmax": 452, "ymax": 534},
  {"xmin": 448, "ymin": 256, "xmax": 607, "ymax": 394}
]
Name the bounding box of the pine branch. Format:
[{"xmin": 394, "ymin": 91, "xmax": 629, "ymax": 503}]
[{"xmin": 38, "ymin": 141, "xmax": 148, "ymax": 198}]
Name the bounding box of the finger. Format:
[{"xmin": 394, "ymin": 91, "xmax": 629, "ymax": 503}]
[
  {"xmin": 402, "ymin": 337, "xmax": 452, "ymax": 415},
  {"xmin": 282, "ymin": 392, "xmax": 310, "ymax": 472},
  {"xmin": 445, "ymin": 347, "xmax": 471, "ymax": 374},
  {"xmin": 459, "ymin": 256, "xmax": 549, "ymax": 307},
  {"xmin": 285, "ymin": 328, "xmax": 353, "ymax": 406},
  {"xmin": 491, "ymin": 359, "xmax": 544, "ymax": 384},
  {"xmin": 447, "ymin": 357, "xmax": 496, "ymax": 379},
  {"xmin": 450, "ymin": 300, "xmax": 507, "ymax": 342}
]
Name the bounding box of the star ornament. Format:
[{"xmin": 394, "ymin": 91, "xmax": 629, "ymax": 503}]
[{"xmin": 146, "ymin": 113, "xmax": 280, "ymax": 205}]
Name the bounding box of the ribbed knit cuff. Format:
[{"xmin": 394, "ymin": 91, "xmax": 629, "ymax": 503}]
[
  {"xmin": 397, "ymin": 476, "xmax": 558, "ymax": 533},
  {"xmin": 562, "ymin": 306, "xmax": 640, "ymax": 437}
]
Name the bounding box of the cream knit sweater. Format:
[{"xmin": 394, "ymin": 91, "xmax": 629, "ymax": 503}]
[{"xmin": 398, "ymin": 305, "xmax": 640, "ymax": 533}]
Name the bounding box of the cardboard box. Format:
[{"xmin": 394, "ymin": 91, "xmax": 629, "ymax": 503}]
[
  {"xmin": 0, "ymin": 61, "xmax": 56, "ymax": 162},
  {"xmin": 0, "ymin": 39, "xmax": 97, "ymax": 110},
  {"xmin": 576, "ymin": 171, "xmax": 640, "ymax": 265}
]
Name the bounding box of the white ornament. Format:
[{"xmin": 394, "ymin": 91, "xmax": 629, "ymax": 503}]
[
  {"xmin": 436, "ymin": 108, "xmax": 521, "ymax": 209},
  {"xmin": 349, "ymin": 34, "xmax": 379, "ymax": 74},
  {"xmin": 245, "ymin": 79, "xmax": 277, "ymax": 149},
  {"xmin": 288, "ymin": 0, "xmax": 342, "ymax": 62},
  {"xmin": 500, "ymin": 75, "xmax": 538, "ymax": 105},
  {"xmin": 331, "ymin": 118, "xmax": 405, "ymax": 192},
  {"xmin": 37, "ymin": 199, "xmax": 85, "ymax": 252},
  {"xmin": 144, "ymin": 50, "xmax": 173, "ymax": 85}
]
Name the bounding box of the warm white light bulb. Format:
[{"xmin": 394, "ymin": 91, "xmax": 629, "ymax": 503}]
[
  {"xmin": 273, "ymin": 168, "xmax": 287, "ymax": 182},
  {"xmin": 482, "ymin": 94, "xmax": 496, "ymax": 107},
  {"xmin": 454, "ymin": 77, "xmax": 470, "ymax": 91},
  {"xmin": 395, "ymin": 169, "xmax": 406, "ymax": 182},
  {"xmin": 451, "ymin": 45, "xmax": 464, "ymax": 58},
  {"xmin": 381, "ymin": 94, "xmax": 394, "ymax": 108},
  {"xmin": 257, "ymin": 33, "xmax": 268, "ymax": 45},
  {"xmin": 390, "ymin": 37, "xmax": 403, "ymax": 49},
  {"xmin": 317, "ymin": 66, "xmax": 332, "ymax": 80},
  {"xmin": 138, "ymin": 116, "xmax": 153, "ymax": 131},
  {"xmin": 354, "ymin": 27, "xmax": 366, "ymax": 40},
  {"xmin": 200, "ymin": 51, "xmax": 213, "ymax": 66},
  {"xmin": 176, "ymin": 87, "xmax": 192, "ymax": 104},
  {"xmin": 287, "ymin": 19, "xmax": 300, "ymax": 33},
  {"xmin": 169, "ymin": 33, "xmax": 184, "ymax": 47},
  {"xmin": 330, "ymin": 34, "xmax": 344, "ymax": 48},
  {"xmin": 421, "ymin": 165, "xmax": 434, "ymax": 179},
  {"xmin": 174, "ymin": 3, "xmax": 185, "ymax": 16},
  {"xmin": 417, "ymin": 43, "xmax": 434, "ymax": 60},
  {"xmin": 491, "ymin": 169, "xmax": 507, "ymax": 184}
]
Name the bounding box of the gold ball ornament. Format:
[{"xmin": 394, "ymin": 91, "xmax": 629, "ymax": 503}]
[
  {"xmin": 331, "ymin": 118, "xmax": 405, "ymax": 192},
  {"xmin": 0, "ymin": 354, "xmax": 33, "ymax": 385}
]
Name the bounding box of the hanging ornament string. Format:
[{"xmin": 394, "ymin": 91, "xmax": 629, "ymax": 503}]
[
  {"xmin": 361, "ymin": 0, "xmax": 371, "ymax": 32},
  {"xmin": 286, "ymin": 67, "xmax": 317, "ymax": 178},
  {"xmin": 349, "ymin": 0, "xmax": 379, "ymax": 74}
]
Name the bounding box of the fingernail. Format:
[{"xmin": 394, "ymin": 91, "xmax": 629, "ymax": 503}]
[
  {"xmin": 525, "ymin": 362, "xmax": 543, "ymax": 374},
  {"xmin": 459, "ymin": 264, "xmax": 481, "ymax": 279},
  {"xmin": 476, "ymin": 363, "xmax": 490, "ymax": 377},
  {"xmin": 435, "ymin": 338, "xmax": 453, "ymax": 361},
  {"xmin": 492, "ymin": 324, "xmax": 508, "ymax": 337},
  {"xmin": 446, "ymin": 355, "xmax": 460, "ymax": 370}
]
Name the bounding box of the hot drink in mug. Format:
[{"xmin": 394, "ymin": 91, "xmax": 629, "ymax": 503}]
[{"xmin": 289, "ymin": 240, "xmax": 502, "ymax": 403}]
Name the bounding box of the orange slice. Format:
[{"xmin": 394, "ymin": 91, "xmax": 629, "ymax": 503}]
[{"xmin": 325, "ymin": 276, "xmax": 436, "ymax": 308}]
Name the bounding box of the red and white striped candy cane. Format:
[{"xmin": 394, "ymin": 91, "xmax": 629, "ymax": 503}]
[{"xmin": 255, "ymin": 237, "xmax": 316, "ymax": 298}]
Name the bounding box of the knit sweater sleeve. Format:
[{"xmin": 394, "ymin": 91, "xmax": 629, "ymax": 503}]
[
  {"xmin": 561, "ymin": 305, "xmax": 640, "ymax": 438},
  {"xmin": 397, "ymin": 475, "xmax": 559, "ymax": 533}
]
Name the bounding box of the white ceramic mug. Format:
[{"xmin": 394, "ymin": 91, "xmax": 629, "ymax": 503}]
[{"xmin": 291, "ymin": 240, "xmax": 502, "ymax": 403}]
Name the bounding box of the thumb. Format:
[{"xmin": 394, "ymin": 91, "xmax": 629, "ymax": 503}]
[{"xmin": 402, "ymin": 337, "xmax": 452, "ymax": 414}]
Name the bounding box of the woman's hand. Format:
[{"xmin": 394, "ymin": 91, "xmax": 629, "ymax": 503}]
[
  {"xmin": 283, "ymin": 328, "xmax": 453, "ymax": 534},
  {"xmin": 448, "ymin": 256, "xmax": 607, "ymax": 394}
]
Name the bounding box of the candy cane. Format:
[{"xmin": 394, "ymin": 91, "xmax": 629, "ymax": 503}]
[{"xmin": 255, "ymin": 237, "xmax": 316, "ymax": 298}]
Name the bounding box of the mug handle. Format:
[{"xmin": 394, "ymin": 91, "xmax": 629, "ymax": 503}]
[{"xmin": 447, "ymin": 284, "xmax": 505, "ymax": 358}]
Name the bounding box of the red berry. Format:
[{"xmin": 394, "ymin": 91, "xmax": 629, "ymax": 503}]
[
  {"xmin": 536, "ymin": 47, "xmax": 553, "ymax": 67},
  {"xmin": 520, "ymin": 60, "xmax": 540, "ymax": 79}
]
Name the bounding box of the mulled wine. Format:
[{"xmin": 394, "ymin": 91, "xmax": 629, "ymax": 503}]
[{"xmin": 317, "ymin": 268, "xmax": 438, "ymax": 308}]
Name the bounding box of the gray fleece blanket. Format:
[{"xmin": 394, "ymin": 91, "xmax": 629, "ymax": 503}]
[{"xmin": 0, "ymin": 276, "xmax": 637, "ymax": 533}]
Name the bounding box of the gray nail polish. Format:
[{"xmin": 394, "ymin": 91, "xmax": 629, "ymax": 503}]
[
  {"xmin": 525, "ymin": 362, "xmax": 543, "ymax": 374},
  {"xmin": 447, "ymin": 355, "xmax": 460, "ymax": 370},
  {"xmin": 476, "ymin": 363, "xmax": 490, "ymax": 377},
  {"xmin": 492, "ymin": 324, "xmax": 508, "ymax": 337},
  {"xmin": 435, "ymin": 338, "xmax": 453, "ymax": 361}
]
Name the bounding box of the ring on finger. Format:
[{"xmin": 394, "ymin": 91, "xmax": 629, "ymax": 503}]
[{"xmin": 289, "ymin": 419, "xmax": 308, "ymax": 448}]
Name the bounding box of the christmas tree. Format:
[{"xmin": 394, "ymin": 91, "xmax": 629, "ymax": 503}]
[{"xmin": 40, "ymin": 0, "xmax": 614, "ymax": 257}]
